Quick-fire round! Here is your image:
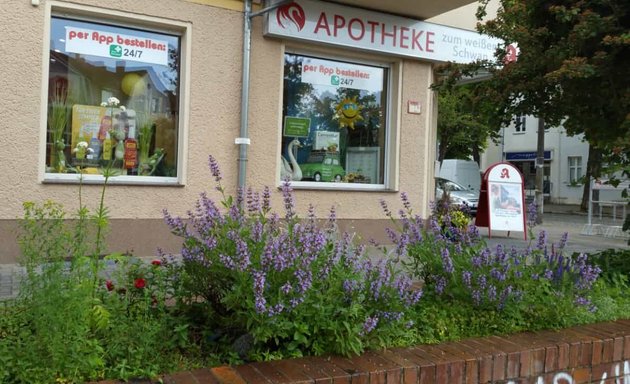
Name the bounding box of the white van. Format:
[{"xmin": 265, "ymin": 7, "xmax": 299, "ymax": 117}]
[{"xmin": 438, "ymin": 159, "xmax": 481, "ymax": 192}]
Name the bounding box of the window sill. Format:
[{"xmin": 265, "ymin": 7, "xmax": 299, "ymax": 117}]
[
  {"xmin": 43, "ymin": 173, "xmax": 182, "ymax": 186},
  {"xmin": 513, "ymin": 132, "xmax": 526, "ymax": 135},
  {"xmin": 280, "ymin": 181, "xmax": 395, "ymax": 192}
]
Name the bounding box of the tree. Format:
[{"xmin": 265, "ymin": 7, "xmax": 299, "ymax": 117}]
[
  {"xmin": 435, "ymin": 0, "xmax": 629, "ymax": 217},
  {"xmin": 436, "ymin": 84, "xmax": 501, "ymax": 164}
]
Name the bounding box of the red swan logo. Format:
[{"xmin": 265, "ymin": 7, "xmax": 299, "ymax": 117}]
[
  {"xmin": 504, "ymin": 44, "xmax": 517, "ymax": 63},
  {"xmin": 276, "ymin": 2, "xmax": 306, "ymax": 31}
]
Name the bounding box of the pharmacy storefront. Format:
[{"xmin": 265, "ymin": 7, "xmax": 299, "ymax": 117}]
[{"xmin": 0, "ymin": 0, "xmax": 500, "ymax": 263}]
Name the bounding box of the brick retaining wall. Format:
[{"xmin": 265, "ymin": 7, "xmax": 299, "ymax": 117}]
[{"xmin": 99, "ymin": 319, "xmax": 630, "ymax": 383}]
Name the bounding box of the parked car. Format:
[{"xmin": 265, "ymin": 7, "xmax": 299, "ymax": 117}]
[
  {"xmin": 301, "ymin": 151, "xmax": 345, "ymax": 182},
  {"xmin": 435, "ymin": 177, "xmax": 479, "ymax": 215}
]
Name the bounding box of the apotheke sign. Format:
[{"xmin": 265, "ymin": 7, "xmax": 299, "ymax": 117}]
[
  {"xmin": 265, "ymin": 0, "xmax": 506, "ymax": 63},
  {"xmin": 65, "ymin": 27, "xmax": 169, "ymax": 66}
]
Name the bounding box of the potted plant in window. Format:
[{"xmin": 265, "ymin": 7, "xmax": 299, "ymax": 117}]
[{"xmin": 48, "ymin": 94, "xmax": 69, "ymax": 173}]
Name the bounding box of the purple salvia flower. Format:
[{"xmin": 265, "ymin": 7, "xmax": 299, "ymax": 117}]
[
  {"xmin": 380, "ymin": 199, "xmax": 391, "ymax": 217},
  {"xmin": 477, "ymin": 275, "xmax": 487, "ymax": 290},
  {"xmin": 362, "ymin": 316, "xmax": 379, "ymax": 335},
  {"xmin": 462, "ymin": 271, "xmax": 472, "ymax": 288},
  {"xmin": 487, "ymin": 285, "xmax": 497, "ymax": 301},
  {"xmin": 537, "ymin": 230, "xmax": 548, "ymax": 250},
  {"xmin": 400, "ymin": 191, "xmax": 412, "ymax": 210},
  {"xmin": 281, "ymin": 179, "xmax": 295, "ymax": 220},
  {"xmin": 261, "ymin": 186, "xmax": 271, "ymax": 212},
  {"xmin": 219, "ymin": 253, "xmax": 236, "ymax": 270},
  {"xmin": 281, "ymin": 282, "xmax": 292, "ymax": 295},
  {"xmin": 527, "ymin": 201, "xmax": 537, "ymax": 228},
  {"xmin": 208, "ymin": 155, "xmax": 222, "ymax": 183},
  {"xmin": 441, "ymin": 248, "xmax": 454, "ymax": 274},
  {"xmin": 254, "ymin": 296, "xmax": 266, "ymax": 314},
  {"xmin": 435, "ymin": 276, "xmax": 447, "ymax": 295},
  {"xmin": 472, "ymin": 289, "xmax": 482, "ymax": 305}
]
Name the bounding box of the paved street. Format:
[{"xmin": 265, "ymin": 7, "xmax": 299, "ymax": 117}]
[{"xmin": 481, "ymin": 205, "xmax": 629, "ymax": 255}]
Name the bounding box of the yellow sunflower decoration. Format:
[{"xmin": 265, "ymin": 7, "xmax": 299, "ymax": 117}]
[{"xmin": 335, "ymin": 96, "xmax": 363, "ymax": 130}]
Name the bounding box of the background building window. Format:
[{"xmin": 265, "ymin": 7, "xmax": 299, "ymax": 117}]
[
  {"xmin": 568, "ymin": 156, "xmax": 583, "ymax": 183},
  {"xmin": 45, "ymin": 17, "xmax": 181, "ymax": 179},
  {"xmin": 514, "ymin": 114, "xmax": 526, "ymax": 133},
  {"xmin": 281, "ymin": 53, "xmax": 388, "ymax": 185}
]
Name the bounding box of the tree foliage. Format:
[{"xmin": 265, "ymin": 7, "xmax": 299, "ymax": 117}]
[
  {"xmin": 435, "ymin": 0, "xmax": 629, "ymax": 147},
  {"xmin": 436, "ymin": 84, "xmax": 501, "ymax": 164}
]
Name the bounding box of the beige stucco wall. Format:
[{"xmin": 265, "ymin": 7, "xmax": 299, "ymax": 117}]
[{"xmin": 0, "ymin": 0, "xmax": 438, "ymax": 263}]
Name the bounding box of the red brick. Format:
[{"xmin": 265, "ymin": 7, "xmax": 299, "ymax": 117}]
[
  {"xmin": 519, "ymin": 349, "xmax": 531, "ymax": 378},
  {"xmin": 592, "ymin": 362, "xmax": 617, "ymax": 382},
  {"xmin": 435, "ymin": 362, "xmax": 449, "ymax": 384},
  {"xmin": 449, "ymin": 360, "xmax": 464, "ymax": 384},
  {"xmin": 592, "ymin": 339, "xmax": 604, "ymax": 365},
  {"xmin": 190, "ymin": 368, "xmax": 220, "ymax": 384},
  {"xmin": 613, "ymin": 337, "xmax": 624, "ymax": 361},
  {"xmin": 234, "ymin": 364, "xmax": 273, "ymax": 383},
  {"xmin": 579, "ymin": 342, "xmax": 593, "ymax": 367},
  {"xmin": 602, "ymin": 338, "xmax": 615, "ymax": 363},
  {"xmin": 269, "ymin": 360, "xmax": 315, "ymax": 384},
  {"xmin": 506, "ymin": 352, "xmax": 520, "ymax": 379},
  {"xmin": 478, "ymin": 355, "xmax": 493, "ymax": 383},
  {"xmin": 401, "ymin": 366, "xmax": 418, "ymax": 384},
  {"xmin": 249, "ymin": 362, "xmax": 291, "ymax": 383},
  {"xmin": 492, "ymin": 353, "xmax": 506, "ymax": 381},
  {"xmin": 464, "ymin": 359, "xmax": 478, "ymax": 384},
  {"xmin": 163, "ymin": 371, "xmax": 199, "ymax": 384},
  {"xmin": 211, "ymin": 366, "xmax": 248, "ymax": 384},
  {"xmin": 384, "ymin": 367, "xmax": 402, "ymax": 384},
  {"xmin": 530, "ymin": 348, "xmax": 545, "ymax": 376},
  {"xmin": 571, "ymin": 367, "xmax": 592, "ymax": 384},
  {"xmin": 377, "ymin": 349, "xmax": 417, "ymax": 384},
  {"xmin": 544, "ymin": 346, "xmax": 558, "ymax": 372},
  {"xmin": 418, "ymin": 364, "xmax": 436, "ymax": 384},
  {"xmin": 326, "ymin": 356, "xmax": 368, "ymax": 384},
  {"xmin": 569, "ymin": 342, "xmax": 581, "ymax": 368},
  {"xmin": 625, "ymin": 335, "xmax": 630, "ymax": 360},
  {"xmin": 557, "ymin": 343, "xmax": 569, "ymax": 370},
  {"xmin": 295, "ymin": 356, "xmax": 347, "ymax": 383}
]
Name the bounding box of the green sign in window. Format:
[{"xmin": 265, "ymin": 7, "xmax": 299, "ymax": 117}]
[{"xmin": 283, "ymin": 116, "xmax": 310, "ymax": 137}]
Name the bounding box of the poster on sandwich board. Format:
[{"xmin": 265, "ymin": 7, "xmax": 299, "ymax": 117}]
[{"xmin": 476, "ymin": 162, "xmax": 526, "ymax": 239}]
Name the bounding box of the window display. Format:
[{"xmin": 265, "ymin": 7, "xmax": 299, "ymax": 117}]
[
  {"xmin": 45, "ymin": 17, "xmax": 181, "ymax": 179},
  {"xmin": 281, "ymin": 53, "xmax": 388, "ymax": 186}
]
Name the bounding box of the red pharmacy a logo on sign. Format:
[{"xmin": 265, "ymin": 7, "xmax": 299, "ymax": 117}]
[{"xmin": 276, "ymin": 2, "xmax": 306, "ymax": 31}]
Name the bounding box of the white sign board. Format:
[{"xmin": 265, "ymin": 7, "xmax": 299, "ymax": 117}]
[
  {"xmin": 265, "ymin": 0, "xmax": 506, "ymax": 63},
  {"xmin": 300, "ymin": 57, "xmax": 384, "ymax": 92},
  {"xmin": 65, "ymin": 27, "xmax": 169, "ymax": 66},
  {"xmin": 487, "ymin": 163, "xmax": 525, "ymax": 232},
  {"xmin": 314, "ymin": 131, "xmax": 340, "ymax": 150}
]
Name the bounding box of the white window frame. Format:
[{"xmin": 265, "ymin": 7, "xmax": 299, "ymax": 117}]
[
  {"xmin": 279, "ymin": 47, "xmax": 401, "ymax": 192},
  {"xmin": 514, "ymin": 114, "xmax": 526, "ymax": 133},
  {"xmin": 568, "ymin": 156, "xmax": 583, "ymax": 184},
  {"xmin": 39, "ymin": 1, "xmax": 191, "ymax": 186}
]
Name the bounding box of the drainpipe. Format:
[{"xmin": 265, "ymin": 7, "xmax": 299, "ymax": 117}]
[
  {"xmin": 237, "ymin": 0, "xmax": 253, "ymax": 191},
  {"xmin": 237, "ymin": 0, "xmax": 293, "ymax": 192}
]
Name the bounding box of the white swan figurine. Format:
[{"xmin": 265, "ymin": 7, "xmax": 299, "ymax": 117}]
[{"xmin": 280, "ymin": 138, "xmax": 303, "ymax": 181}]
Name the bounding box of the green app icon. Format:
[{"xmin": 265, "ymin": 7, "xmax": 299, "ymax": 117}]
[
  {"xmin": 109, "ymin": 44, "xmax": 122, "ymax": 58},
  {"xmin": 331, "ymin": 75, "xmax": 340, "ymax": 86}
]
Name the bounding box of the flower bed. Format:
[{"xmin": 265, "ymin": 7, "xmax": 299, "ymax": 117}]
[{"xmin": 2, "ymin": 156, "xmax": 629, "ymax": 383}]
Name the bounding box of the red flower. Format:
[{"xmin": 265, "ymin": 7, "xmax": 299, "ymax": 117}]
[
  {"xmin": 151, "ymin": 259, "xmax": 162, "ymax": 266},
  {"xmin": 134, "ymin": 278, "xmax": 146, "ymax": 289},
  {"xmin": 105, "ymin": 280, "xmax": 115, "ymax": 291}
]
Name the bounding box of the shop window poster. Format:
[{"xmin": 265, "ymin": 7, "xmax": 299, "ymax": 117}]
[{"xmin": 282, "ymin": 53, "xmax": 387, "ymax": 184}]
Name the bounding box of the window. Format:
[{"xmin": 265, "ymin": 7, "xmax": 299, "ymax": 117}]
[
  {"xmin": 44, "ymin": 14, "xmax": 184, "ymax": 183},
  {"xmin": 514, "ymin": 114, "xmax": 526, "ymax": 133},
  {"xmin": 568, "ymin": 156, "xmax": 583, "ymax": 184},
  {"xmin": 281, "ymin": 53, "xmax": 391, "ymax": 188}
]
